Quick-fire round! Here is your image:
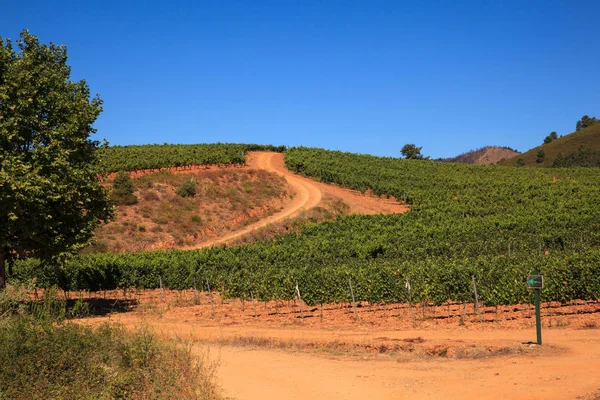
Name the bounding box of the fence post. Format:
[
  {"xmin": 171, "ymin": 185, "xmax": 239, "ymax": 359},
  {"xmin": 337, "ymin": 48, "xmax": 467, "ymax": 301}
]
[
  {"xmin": 206, "ymin": 278, "xmax": 214, "ymax": 317},
  {"xmin": 348, "ymin": 278, "xmax": 359, "ymax": 320},
  {"xmin": 295, "ymin": 281, "xmax": 304, "ymax": 318},
  {"xmin": 193, "ymin": 274, "xmax": 200, "ymax": 304},
  {"xmin": 159, "ymin": 276, "xmax": 163, "ymax": 302},
  {"xmin": 472, "ymin": 275, "xmax": 482, "ymax": 322},
  {"xmin": 249, "ymin": 285, "xmax": 257, "ymax": 317},
  {"xmin": 406, "ymin": 277, "xmax": 415, "ymax": 325}
]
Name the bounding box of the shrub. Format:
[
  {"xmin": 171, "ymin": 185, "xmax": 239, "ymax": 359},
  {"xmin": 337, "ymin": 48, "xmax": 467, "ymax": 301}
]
[
  {"xmin": 0, "ymin": 288, "xmax": 221, "ymax": 400},
  {"xmin": 543, "ymin": 131, "xmax": 557, "ymax": 144},
  {"xmin": 112, "ymin": 171, "xmax": 138, "ymax": 205},
  {"xmin": 536, "ymin": 149, "xmax": 545, "ymax": 163},
  {"xmin": 176, "ymin": 180, "xmax": 197, "ymax": 198}
]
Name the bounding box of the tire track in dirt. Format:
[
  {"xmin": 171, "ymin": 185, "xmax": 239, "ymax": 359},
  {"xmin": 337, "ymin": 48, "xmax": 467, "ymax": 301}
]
[{"xmin": 184, "ymin": 152, "xmax": 407, "ymax": 249}]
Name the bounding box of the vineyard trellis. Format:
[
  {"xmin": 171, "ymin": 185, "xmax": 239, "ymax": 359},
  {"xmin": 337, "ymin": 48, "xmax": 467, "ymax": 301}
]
[{"xmin": 8, "ymin": 146, "xmax": 600, "ymax": 307}]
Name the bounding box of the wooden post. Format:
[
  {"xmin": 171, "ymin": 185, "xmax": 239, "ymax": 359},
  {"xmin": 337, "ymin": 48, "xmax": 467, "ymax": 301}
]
[
  {"xmin": 250, "ymin": 288, "xmax": 257, "ymax": 317},
  {"xmin": 406, "ymin": 277, "xmax": 415, "ymax": 325},
  {"xmin": 159, "ymin": 276, "xmax": 163, "ymax": 302},
  {"xmin": 295, "ymin": 281, "xmax": 304, "ymax": 318},
  {"xmin": 472, "ymin": 275, "xmax": 483, "ymax": 322},
  {"xmin": 206, "ymin": 278, "xmax": 214, "ymax": 317},
  {"xmin": 248, "ymin": 279, "xmax": 256, "ymax": 317},
  {"xmin": 193, "ymin": 275, "xmax": 200, "ymax": 304},
  {"xmin": 348, "ymin": 278, "xmax": 358, "ymax": 320}
]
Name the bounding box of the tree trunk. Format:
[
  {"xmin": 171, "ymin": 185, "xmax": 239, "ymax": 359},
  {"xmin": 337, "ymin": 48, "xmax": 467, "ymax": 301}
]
[{"xmin": 0, "ymin": 249, "xmax": 6, "ymax": 289}]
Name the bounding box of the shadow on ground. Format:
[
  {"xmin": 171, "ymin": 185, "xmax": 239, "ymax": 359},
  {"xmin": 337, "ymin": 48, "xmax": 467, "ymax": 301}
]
[{"xmin": 66, "ymin": 298, "xmax": 137, "ymax": 317}]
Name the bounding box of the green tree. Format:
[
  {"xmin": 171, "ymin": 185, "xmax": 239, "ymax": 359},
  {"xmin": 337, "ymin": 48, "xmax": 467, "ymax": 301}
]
[
  {"xmin": 111, "ymin": 171, "xmax": 138, "ymax": 205},
  {"xmin": 401, "ymin": 144, "xmax": 427, "ymax": 160},
  {"xmin": 0, "ymin": 31, "xmax": 114, "ymax": 288},
  {"xmin": 543, "ymin": 131, "xmax": 558, "ymax": 144},
  {"xmin": 576, "ymin": 115, "xmax": 598, "ymax": 131},
  {"xmin": 536, "ymin": 149, "xmax": 545, "ymax": 163}
]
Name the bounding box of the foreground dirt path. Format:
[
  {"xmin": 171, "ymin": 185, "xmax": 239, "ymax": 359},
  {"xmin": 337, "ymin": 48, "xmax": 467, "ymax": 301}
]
[
  {"xmin": 105, "ymin": 311, "xmax": 600, "ymax": 400},
  {"xmin": 186, "ymin": 152, "xmax": 407, "ymax": 249},
  {"xmin": 212, "ymin": 331, "xmax": 599, "ymax": 400},
  {"xmin": 88, "ymin": 290, "xmax": 600, "ymax": 400},
  {"xmin": 206, "ymin": 328, "xmax": 600, "ymax": 400}
]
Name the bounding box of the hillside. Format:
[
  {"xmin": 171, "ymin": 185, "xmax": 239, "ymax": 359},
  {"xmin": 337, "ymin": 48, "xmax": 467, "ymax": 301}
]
[
  {"xmin": 13, "ymin": 146, "xmax": 600, "ymax": 307},
  {"xmin": 88, "ymin": 148, "xmax": 407, "ymax": 253},
  {"xmin": 499, "ymin": 123, "xmax": 600, "ymax": 167},
  {"xmin": 89, "ymin": 167, "xmax": 291, "ymax": 253},
  {"xmin": 439, "ymin": 146, "xmax": 519, "ymax": 165}
]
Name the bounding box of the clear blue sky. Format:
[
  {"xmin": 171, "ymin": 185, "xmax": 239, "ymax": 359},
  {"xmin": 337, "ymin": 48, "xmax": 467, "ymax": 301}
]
[{"xmin": 2, "ymin": 1, "xmax": 599, "ymax": 158}]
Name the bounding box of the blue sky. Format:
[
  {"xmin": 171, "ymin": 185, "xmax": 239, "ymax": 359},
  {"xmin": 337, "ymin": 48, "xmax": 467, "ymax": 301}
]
[{"xmin": 2, "ymin": 1, "xmax": 599, "ymax": 158}]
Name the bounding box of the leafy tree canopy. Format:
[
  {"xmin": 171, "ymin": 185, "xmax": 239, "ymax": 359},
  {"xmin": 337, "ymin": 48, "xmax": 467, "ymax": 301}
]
[
  {"xmin": 0, "ymin": 31, "xmax": 114, "ymax": 287},
  {"xmin": 543, "ymin": 131, "xmax": 558, "ymax": 144},
  {"xmin": 536, "ymin": 149, "xmax": 545, "ymax": 163},
  {"xmin": 401, "ymin": 143, "xmax": 428, "ymax": 160},
  {"xmin": 111, "ymin": 171, "xmax": 138, "ymax": 205},
  {"xmin": 576, "ymin": 115, "xmax": 598, "ymax": 131}
]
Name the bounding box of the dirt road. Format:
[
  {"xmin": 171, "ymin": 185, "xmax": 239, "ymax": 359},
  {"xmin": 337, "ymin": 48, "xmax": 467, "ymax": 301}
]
[
  {"xmin": 186, "ymin": 152, "xmax": 407, "ymax": 249},
  {"xmin": 90, "ymin": 290, "xmax": 600, "ymax": 400},
  {"xmin": 207, "ymin": 327, "xmax": 599, "ymax": 400}
]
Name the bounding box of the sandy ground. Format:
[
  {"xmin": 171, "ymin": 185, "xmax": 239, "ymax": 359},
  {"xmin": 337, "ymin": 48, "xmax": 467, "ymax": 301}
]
[
  {"xmin": 206, "ymin": 328, "xmax": 599, "ymax": 400},
  {"xmin": 184, "ymin": 152, "xmax": 408, "ymax": 249},
  {"xmin": 84, "ymin": 290, "xmax": 600, "ymax": 400}
]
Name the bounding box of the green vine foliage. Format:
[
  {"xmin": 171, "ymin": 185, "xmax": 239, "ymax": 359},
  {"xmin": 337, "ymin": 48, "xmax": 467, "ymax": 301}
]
[
  {"xmin": 9, "ymin": 146, "xmax": 600, "ymax": 307},
  {"xmin": 98, "ymin": 143, "xmax": 285, "ymax": 172}
]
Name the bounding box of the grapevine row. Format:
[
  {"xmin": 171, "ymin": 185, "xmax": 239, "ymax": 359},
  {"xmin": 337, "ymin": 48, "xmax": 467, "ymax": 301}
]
[
  {"xmin": 9, "ymin": 146, "xmax": 600, "ymax": 306},
  {"xmin": 99, "ymin": 143, "xmax": 285, "ymax": 172}
]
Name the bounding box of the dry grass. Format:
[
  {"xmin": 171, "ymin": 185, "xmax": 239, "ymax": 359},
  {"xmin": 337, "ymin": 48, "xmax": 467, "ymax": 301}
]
[
  {"xmin": 0, "ymin": 285, "xmax": 223, "ymax": 400},
  {"xmin": 499, "ymin": 122, "xmax": 600, "ymax": 167},
  {"xmin": 230, "ymin": 193, "xmax": 350, "ymax": 246},
  {"xmin": 582, "ymin": 320, "xmax": 598, "ymax": 329},
  {"xmin": 202, "ymin": 333, "xmax": 540, "ymax": 363},
  {"xmin": 87, "ymin": 168, "xmax": 289, "ymax": 253}
]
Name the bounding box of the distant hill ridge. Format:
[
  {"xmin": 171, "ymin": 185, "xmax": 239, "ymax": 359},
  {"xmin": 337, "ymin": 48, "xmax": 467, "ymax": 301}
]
[
  {"xmin": 439, "ymin": 146, "xmax": 520, "ymax": 165},
  {"xmin": 498, "ymin": 122, "xmax": 600, "ymax": 167}
]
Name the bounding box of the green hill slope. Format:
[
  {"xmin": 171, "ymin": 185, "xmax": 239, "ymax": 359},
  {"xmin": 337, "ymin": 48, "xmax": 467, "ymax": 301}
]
[{"xmin": 499, "ymin": 123, "xmax": 600, "ymax": 167}]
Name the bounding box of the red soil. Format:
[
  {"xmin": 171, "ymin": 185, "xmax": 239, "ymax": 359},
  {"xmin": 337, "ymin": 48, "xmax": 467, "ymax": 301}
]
[{"xmin": 83, "ymin": 289, "xmax": 600, "ymax": 400}]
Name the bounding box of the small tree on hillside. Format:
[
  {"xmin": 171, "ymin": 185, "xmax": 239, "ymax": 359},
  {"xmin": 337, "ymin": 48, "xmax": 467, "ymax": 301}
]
[
  {"xmin": 0, "ymin": 31, "xmax": 114, "ymax": 288},
  {"xmin": 401, "ymin": 144, "xmax": 428, "ymax": 160},
  {"xmin": 543, "ymin": 131, "xmax": 558, "ymax": 144},
  {"xmin": 536, "ymin": 149, "xmax": 545, "ymax": 163},
  {"xmin": 112, "ymin": 171, "xmax": 138, "ymax": 205},
  {"xmin": 576, "ymin": 115, "xmax": 598, "ymax": 131}
]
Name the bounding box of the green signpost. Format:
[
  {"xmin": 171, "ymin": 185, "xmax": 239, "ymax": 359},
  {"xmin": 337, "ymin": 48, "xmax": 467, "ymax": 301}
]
[{"xmin": 526, "ymin": 271, "xmax": 543, "ymax": 345}]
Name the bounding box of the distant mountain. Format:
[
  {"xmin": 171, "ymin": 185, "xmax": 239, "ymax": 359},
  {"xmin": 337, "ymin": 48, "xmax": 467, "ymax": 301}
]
[
  {"xmin": 439, "ymin": 146, "xmax": 520, "ymax": 165},
  {"xmin": 498, "ymin": 122, "xmax": 600, "ymax": 167}
]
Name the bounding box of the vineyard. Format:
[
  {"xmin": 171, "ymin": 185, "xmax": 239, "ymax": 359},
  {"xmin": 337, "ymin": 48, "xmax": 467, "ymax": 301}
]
[
  {"xmin": 9, "ymin": 146, "xmax": 600, "ymax": 307},
  {"xmin": 98, "ymin": 143, "xmax": 285, "ymax": 172}
]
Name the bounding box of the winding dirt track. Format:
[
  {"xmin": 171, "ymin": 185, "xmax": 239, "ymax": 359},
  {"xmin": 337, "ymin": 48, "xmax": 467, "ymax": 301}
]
[{"xmin": 186, "ymin": 152, "xmax": 408, "ymax": 249}]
